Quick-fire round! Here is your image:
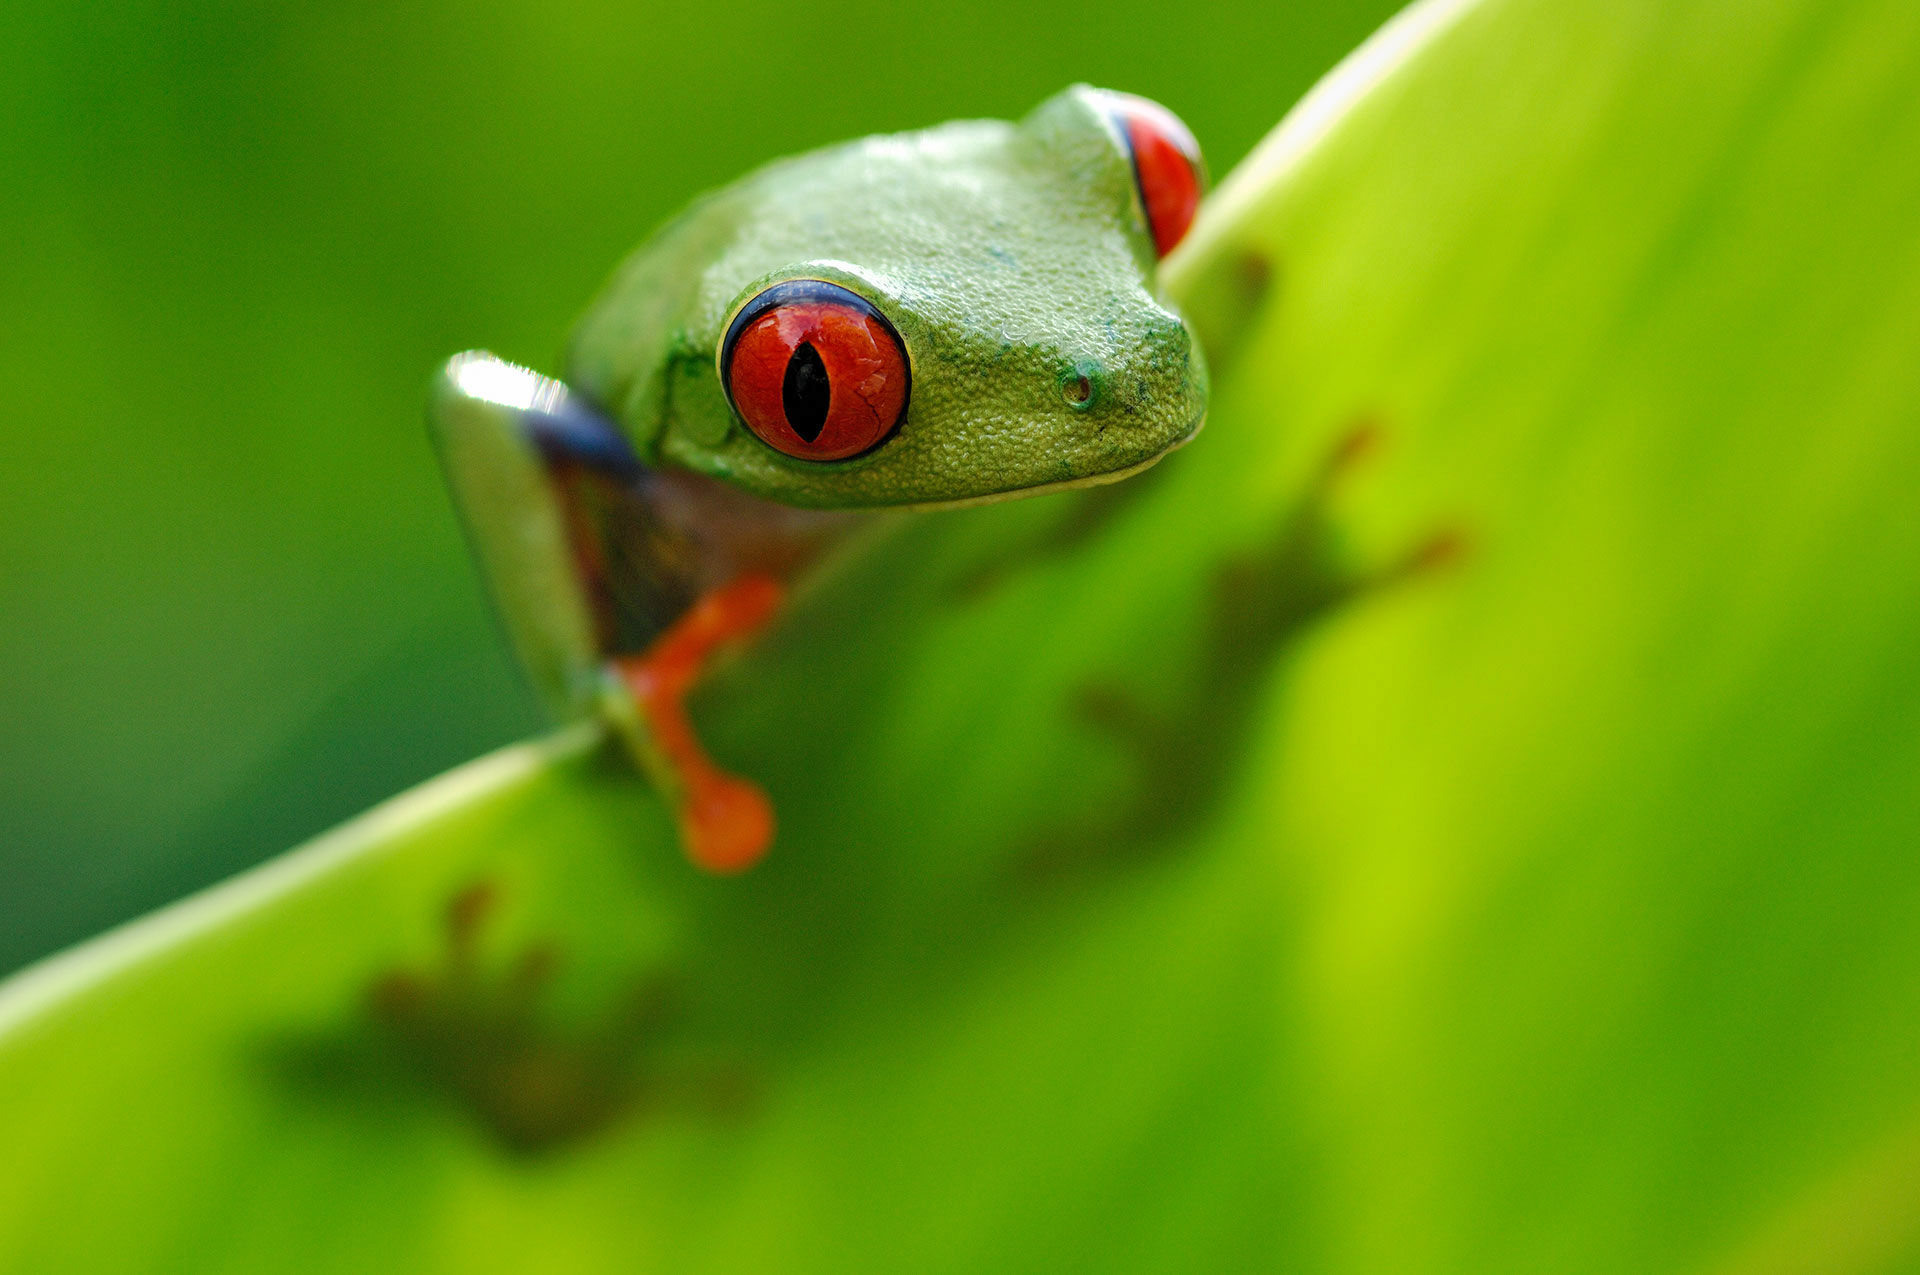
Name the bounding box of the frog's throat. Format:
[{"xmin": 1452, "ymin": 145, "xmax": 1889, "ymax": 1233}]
[{"xmin": 897, "ymin": 413, "xmax": 1206, "ymax": 514}]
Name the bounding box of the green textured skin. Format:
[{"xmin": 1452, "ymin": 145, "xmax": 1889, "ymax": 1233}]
[{"xmin": 564, "ymin": 86, "xmax": 1208, "ymax": 510}]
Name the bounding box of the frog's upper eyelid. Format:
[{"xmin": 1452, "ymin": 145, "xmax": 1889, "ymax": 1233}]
[{"xmin": 715, "ymin": 264, "xmax": 900, "ymax": 346}]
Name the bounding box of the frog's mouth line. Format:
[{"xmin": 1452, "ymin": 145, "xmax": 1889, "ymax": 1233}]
[{"xmin": 899, "ymin": 409, "xmax": 1207, "ymax": 514}]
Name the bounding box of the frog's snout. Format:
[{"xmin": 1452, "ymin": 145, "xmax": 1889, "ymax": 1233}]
[{"xmin": 1055, "ymin": 314, "xmax": 1204, "ymax": 436}]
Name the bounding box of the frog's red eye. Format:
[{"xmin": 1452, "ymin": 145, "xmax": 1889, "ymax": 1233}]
[
  {"xmin": 720, "ymin": 280, "xmax": 910, "ymax": 462},
  {"xmin": 1109, "ymin": 95, "xmax": 1206, "ymax": 258}
]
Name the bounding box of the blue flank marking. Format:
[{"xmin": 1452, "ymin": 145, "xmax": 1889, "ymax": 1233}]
[{"xmin": 527, "ymin": 396, "xmax": 643, "ymax": 481}]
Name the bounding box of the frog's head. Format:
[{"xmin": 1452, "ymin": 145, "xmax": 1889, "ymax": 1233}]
[{"xmin": 566, "ymin": 85, "xmax": 1209, "ymax": 510}]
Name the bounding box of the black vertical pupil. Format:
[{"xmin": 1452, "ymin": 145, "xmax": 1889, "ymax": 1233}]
[{"xmin": 782, "ymin": 342, "xmax": 831, "ymax": 442}]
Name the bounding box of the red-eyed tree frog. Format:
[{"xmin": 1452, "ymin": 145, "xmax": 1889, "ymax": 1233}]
[{"xmin": 430, "ymin": 86, "xmax": 1209, "ymax": 874}]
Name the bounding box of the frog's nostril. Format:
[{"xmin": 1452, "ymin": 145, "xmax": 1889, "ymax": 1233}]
[
  {"xmin": 1058, "ymin": 323, "xmax": 1196, "ymax": 424},
  {"xmin": 1060, "ymin": 358, "xmax": 1102, "ymax": 412}
]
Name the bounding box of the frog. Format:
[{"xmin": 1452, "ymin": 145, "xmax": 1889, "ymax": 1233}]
[{"xmin": 430, "ymin": 85, "xmax": 1210, "ymax": 874}]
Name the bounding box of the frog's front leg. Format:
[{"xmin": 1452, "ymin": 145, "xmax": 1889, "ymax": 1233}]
[
  {"xmin": 604, "ymin": 576, "xmax": 785, "ymax": 873},
  {"xmin": 430, "ymin": 353, "xmax": 846, "ymax": 872}
]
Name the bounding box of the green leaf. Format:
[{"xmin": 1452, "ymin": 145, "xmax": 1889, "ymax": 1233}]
[{"xmin": 6, "ymin": 0, "xmax": 1920, "ymax": 1269}]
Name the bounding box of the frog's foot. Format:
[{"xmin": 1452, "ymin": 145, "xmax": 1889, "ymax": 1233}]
[
  {"xmin": 367, "ymin": 881, "xmax": 674, "ymax": 1153},
  {"xmin": 608, "ymin": 575, "xmax": 786, "ymax": 874},
  {"xmin": 1018, "ymin": 417, "xmax": 1469, "ymax": 882},
  {"xmin": 1308, "ymin": 417, "xmax": 1469, "ymax": 601}
]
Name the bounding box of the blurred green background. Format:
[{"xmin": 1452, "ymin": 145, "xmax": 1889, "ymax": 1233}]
[{"xmin": 0, "ymin": 0, "xmax": 1401, "ymax": 973}]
